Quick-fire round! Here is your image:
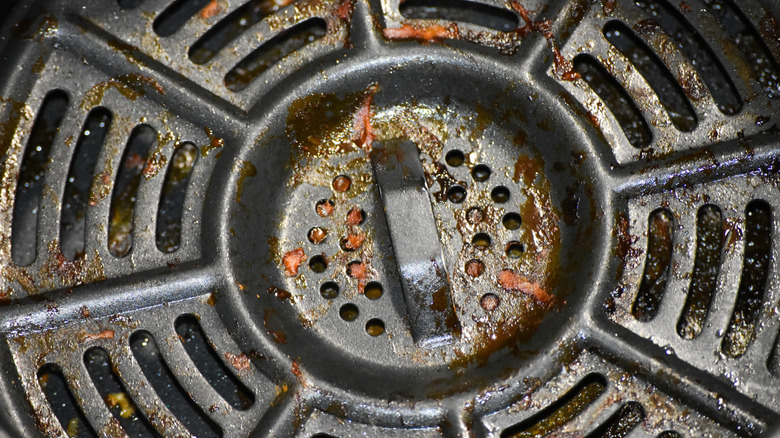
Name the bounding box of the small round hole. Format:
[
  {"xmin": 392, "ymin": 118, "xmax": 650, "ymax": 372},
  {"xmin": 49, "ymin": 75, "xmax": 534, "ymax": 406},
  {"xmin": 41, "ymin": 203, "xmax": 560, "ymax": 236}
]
[
  {"xmin": 332, "ymin": 175, "xmax": 352, "ymax": 192},
  {"xmin": 346, "ymin": 261, "xmax": 365, "ymax": 278},
  {"xmin": 506, "ymin": 241, "xmax": 524, "ymax": 258},
  {"xmin": 502, "ymin": 212, "xmax": 522, "ymax": 230},
  {"xmin": 491, "ymin": 186, "xmax": 510, "ymax": 203},
  {"xmin": 472, "ymin": 164, "xmax": 491, "ymax": 182},
  {"xmin": 465, "ymin": 259, "xmax": 485, "ymax": 277},
  {"xmin": 340, "ymin": 303, "xmax": 359, "ymax": 321},
  {"xmin": 364, "ymin": 282, "xmax": 383, "ymax": 299},
  {"xmin": 320, "ymin": 282, "xmax": 339, "ymax": 299},
  {"xmin": 480, "ymin": 293, "xmax": 500, "ymax": 311},
  {"xmin": 309, "ymin": 255, "xmax": 328, "ymax": 273},
  {"xmin": 445, "ymin": 150, "xmax": 465, "ymax": 167},
  {"xmin": 308, "ymin": 227, "xmax": 328, "ymax": 244},
  {"xmin": 447, "ymin": 185, "xmax": 467, "ymax": 203},
  {"xmin": 466, "ymin": 207, "xmax": 485, "ymax": 225},
  {"xmin": 316, "ymin": 199, "xmax": 335, "ymax": 217},
  {"xmin": 365, "ymin": 319, "xmax": 385, "ymax": 336},
  {"xmin": 346, "ymin": 207, "xmax": 365, "ymax": 225},
  {"xmin": 472, "ymin": 233, "xmax": 491, "ymax": 249}
]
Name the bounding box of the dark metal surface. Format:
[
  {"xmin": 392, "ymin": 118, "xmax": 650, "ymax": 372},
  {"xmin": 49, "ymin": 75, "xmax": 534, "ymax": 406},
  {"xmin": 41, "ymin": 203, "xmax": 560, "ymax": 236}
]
[{"xmin": 0, "ymin": 0, "xmax": 778, "ymax": 437}]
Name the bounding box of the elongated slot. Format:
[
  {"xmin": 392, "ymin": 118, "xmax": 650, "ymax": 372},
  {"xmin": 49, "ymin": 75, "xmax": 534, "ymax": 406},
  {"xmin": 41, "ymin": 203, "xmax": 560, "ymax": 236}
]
[
  {"xmin": 130, "ymin": 331, "xmax": 223, "ymax": 437},
  {"xmin": 722, "ymin": 200, "xmax": 771, "ymax": 358},
  {"xmin": 634, "ymin": 0, "xmax": 742, "ymax": 114},
  {"xmin": 677, "ymin": 205, "xmax": 723, "ymax": 339},
  {"xmin": 37, "ymin": 364, "xmax": 98, "ymax": 438},
  {"xmin": 60, "ymin": 107, "xmax": 112, "ymax": 260},
  {"xmin": 399, "ymin": 0, "xmax": 519, "ymax": 32},
  {"xmin": 603, "ymin": 21, "xmax": 697, "ymax": 132},
  {"xmin": 156, "ymin": 143, "xmax": 198, "ymax": 253},
  {"xmin": 153, "ymin": 0, "xmax": 212, "ymax": 37},
  {"xmin": 11, "ymin": 90, "xmax": 69, "ymax": 266},
  {"xmin": 702, "ymin": 0, "xmax": 780, "ymax": 98},
  {"xmin": 84, "ymin": 347, "xmax": 158, "ymax": 437},
  {"xmin": 572, "ymin": 54, "xmax": 652, "ymax": 148},
  {"xmin": 224, "ymin": 17, "xmax": 327, "ymax": 92},
  {"xmin": 657, "ymin": 432, "xmax": 681, "ymax": 438},
  {"xmin": 118, "ymin": 0, "xmax": 144, "ymax": 9},
  {"xmin": 108, "ymin": 124, "xmax": 156, "ymax": 258},
  {"xmin": 585, "ymin": 401, "xmax": 645, "ymax": 438},
  {"xmin": 501, "ymin": 374, "xmax": 607, "ymax": 438},
  {"xmin": 189, "ymin": 0, "xmax": 297, "ymax": 64},
  {"xmin": 632, "ymin": 209, "xmax": 675, "ymax": 322},
  {"xmin": 175, "ymin": 315, "xmax": 254, "ymax": 410}
]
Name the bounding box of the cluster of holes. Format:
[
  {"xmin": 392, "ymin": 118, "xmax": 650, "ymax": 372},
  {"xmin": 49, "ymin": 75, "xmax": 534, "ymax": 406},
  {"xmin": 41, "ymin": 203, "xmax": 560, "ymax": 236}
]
[
  {"xmin": 307, "ymin": 174, "xmax": 385, "ymax": 337},
  {"xmin": 444, "ymin": 152, "xmax": 527, "ymax": 311},
  {"xmin": 146, "ymin": 0, "xmax": 328, "ymax": 93},
  {"xmin": 626, "ymin": 201, "xmax": 773, "ymax": 359},
  {"xmin": 11, "ymin": 93, "xmax": 198, "ymax": 269},
  {"xmin": 38, "ymin": 315, "xmax": 253, "ymax": 438}
]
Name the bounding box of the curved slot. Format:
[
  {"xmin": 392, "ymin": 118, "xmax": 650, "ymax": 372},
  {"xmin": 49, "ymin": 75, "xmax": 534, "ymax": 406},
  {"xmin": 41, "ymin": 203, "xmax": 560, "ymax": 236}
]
[
  {"xmin": 108, "ymin": 124, "xmax": 156, "ymax": 258},
  {"xmin": 153, "ymin": 0, "xmax": 213, "ymax": 37},
  {"xmin": 130, "ymin": 331, "xmax": 223, "ymax": 437},
  {"xmin": 117, "ymin": 0, "xmax": 144, "ymax": 9},
  {"xmin": 632, "ymin": 209, "xmax": 675, "ymax": 322},
  {"xmin": 633, "ymin": 0, "xmax": 742, "ymax": 114},
  {"xmin": 11, "ymin": 89, "xmax": 69, "ymax": 266},
  {"xmin": 224, "ymin": 17, "xmax": 327, "ymax": 92},
  {"xmin": 175, "ymin": 315, "xmax": 254, "ymax": 410},
  {"xmin": 702, "ymin": 0, "xmax": 780, "ymax": 98},
  {"xmin": 156, "ymin": 143, "xmax": 198, "ymax": 253},
  {"xmin": 572, "ymin": 54, "xmax": 652, "ymax": 148},
  {"xmin": 603, "ymin": 21, "xmax": 697, "ymax": 132},
  {"xmin": 189, "ymin": 0, "xmax": 297, "ymax": 64},
  {"xmin": 84, "ymin": 347, "xmax": 158, "ymax": 437},
  {"xmin": 657, "ymin": 432, "xmax": 681, "ymax": 438},
  {"xmin": 677, "ymin": 204, "xmax": 723, "ymax": 339},
  {"xmin": 399, "ymin": 0, "xmax": 519, "ymax": 32},
  {"xmin": 37, "ymin": 364, "xmax": 98, "ymax": 438},
  {"xmin": 501, "ymin": 374, "xmax": 607, "ymax": 438},
  {"xmin": 722, "ymin": 200, "xmax": 771, "ymax": 358},
  {"xmin": 585, "ymin": 401, "xmax": 645, "ymax": 438},
  {"xmin": 60, "ymin": 107, "xmax": 112, "ymax": 261}
]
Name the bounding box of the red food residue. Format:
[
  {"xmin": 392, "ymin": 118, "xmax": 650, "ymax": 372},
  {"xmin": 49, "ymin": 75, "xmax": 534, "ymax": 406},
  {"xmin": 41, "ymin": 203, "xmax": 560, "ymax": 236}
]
[
  {"xmin": 342, "ymin": 233, "xmax": 365, "ymax": 250},
  {"xmin": 336, "ymin": 0, "xmax": 352, "ymax": 19},
  {"xmin": 346, "ymin": 207, "xmax": 363, "ymax": 225},
  {"xmin": 498, "ymin": 269, "xmax": 554, "ymax": 307},
  {"xmin": 199, "ymin": 0, "xmax": 220, "ymax": 19},
  {"xmin": 352, "ymin": 84, "xmax": 378, "ymax": 147},
  {"xmin": 316, "ymin": 200, "xmax": 335, "ymax": 217},
  {"xmin": 224, "ymin": 352, "xmax": 251, "ymax": 371},
  {"xmin": 282, "ymin": 248, "xmax": 306, "ymax": 277},
  {"xmin": 383, "ymin": 23, "xmax": 459, "ymax": 43},
  {"xmin": 510, "ymin": 1, "xmax": 579, "ymax": 81},
  {"xmin": 80, "ymin": 329, "xmax": 115, "ymax": 342}
]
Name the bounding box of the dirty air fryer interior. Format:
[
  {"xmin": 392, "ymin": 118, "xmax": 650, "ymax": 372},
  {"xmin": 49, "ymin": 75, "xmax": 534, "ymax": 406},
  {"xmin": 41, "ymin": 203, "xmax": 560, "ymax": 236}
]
[{"xmin": 0, "ymin": 0, "xmax": 779, "ymax": 436}]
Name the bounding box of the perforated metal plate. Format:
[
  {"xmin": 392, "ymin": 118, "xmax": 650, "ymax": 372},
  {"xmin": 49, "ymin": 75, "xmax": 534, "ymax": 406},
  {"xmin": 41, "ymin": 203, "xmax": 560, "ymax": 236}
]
[{"xmin": 0, "ymin": 0, "xmax": 779, "ymax": 437}]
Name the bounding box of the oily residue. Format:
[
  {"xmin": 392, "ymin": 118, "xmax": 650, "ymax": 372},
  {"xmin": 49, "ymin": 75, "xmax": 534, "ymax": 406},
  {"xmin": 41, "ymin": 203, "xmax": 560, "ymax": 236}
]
[
  {"xmin": 235, "ymin": 160, "xmax": 257, "ymax": 204},
  {"xmin": 202, "ymin": 127, "xmax": 224, "ymax": 157},
  {"xmin": 509, "ymin": 2, "xmax": 578, "ymax": 81},
  {"xmin": 268, "ymin": 286, "xmax": 292, "ymax": 302},
  {"xmin": 81, "ymin": 74, "xmax": 164, "ymax": 110},
  {"xmin": 383, "ymin": 23, "xmax": 460, "ymax": 42},
  {"xmin": 498, "ymin": 269, "xmax": 554, "ymax": 307},
  {"xmin": 263, "ymin": 309, "xmax": 287, "ymax": 344},
  {"xmin": 0, "ymin": 97, "xmax": 34, "ymax": 159},
  {"xmin": 41, "ymin": 241, "xmax": 106, "ymax": 289}
]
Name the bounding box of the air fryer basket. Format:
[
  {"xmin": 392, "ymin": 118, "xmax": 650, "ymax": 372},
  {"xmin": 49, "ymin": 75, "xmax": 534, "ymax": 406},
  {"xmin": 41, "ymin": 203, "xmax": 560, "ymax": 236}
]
[{"xmin": 0, "ymin": 0, "xmax": 779, "ymax": 436}]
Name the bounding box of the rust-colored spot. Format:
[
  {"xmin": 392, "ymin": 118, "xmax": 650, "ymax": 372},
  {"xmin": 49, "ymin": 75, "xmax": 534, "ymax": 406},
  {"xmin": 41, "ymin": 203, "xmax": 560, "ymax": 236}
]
[
  {"xmin": 268, "ymin": 286, "xmax": 292, "ymax": 302},
  {"xmin": 480, "ymin": 293, "xmax": 500, "ymax": 311},
  {"xmin": 382, "ymin": 23, "xmax": 459, "ymax": 43},
  {"xmin": 308, "ymin": 227, "xmax": 328, "ymax": 244},
  {"xmin": 498, "ymin": 269, "xmax": 554, "ymax": 306},
  {"xmin": 346, "ymin": 207, "xmax": 364, "ymax": 225},
  {"xmin": 291, "ymin": 360, "xmax": 308, "ymax": 387},
  {"xmin": 465, "ymin": 259, "xmax": 485, "ymax": 277},
  {"xmin": 79, "ymin": 329, "xmax": 115, "ymax": 342},
  {"xmin": 224, "ymin": 352, "xmax": 251, "ymax": 371},
  {"xmin": 332, "ymin": 175, "xmax": 352, "ymax": 192},
  {"xmin": 202, "ymin": 127, "xmax": 224, "ymax": 157},
  {"xmin": 79, "ymin": 306, "xmax": 90, "ymax": 318},
  {"xmin": 282, "ymin": 248, "xmax": 306, "ymax": 277},
  {"xmin": 341, "ymin": 233, "xmax": 364, "ymax": 251},
  {"xmin": 316, "ymin": 199, "xmax": 335, "ymax": 217},
  {"xmin": 199, "ymin": 0, "xmax": 220, "ymax": 19}
]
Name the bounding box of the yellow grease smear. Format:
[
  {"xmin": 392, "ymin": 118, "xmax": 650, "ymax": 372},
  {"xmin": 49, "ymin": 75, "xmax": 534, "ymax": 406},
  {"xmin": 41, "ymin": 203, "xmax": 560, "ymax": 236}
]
[{"xmin": 235, "ymin": 160, "xmax": 257, "ymax": 203}]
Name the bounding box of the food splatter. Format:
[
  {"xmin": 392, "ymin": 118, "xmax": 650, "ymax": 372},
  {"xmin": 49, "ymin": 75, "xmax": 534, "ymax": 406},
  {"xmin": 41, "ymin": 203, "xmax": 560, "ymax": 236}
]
[{"xmin": 282, "ymin": 248, "xmax": 306, "ymax": 277}]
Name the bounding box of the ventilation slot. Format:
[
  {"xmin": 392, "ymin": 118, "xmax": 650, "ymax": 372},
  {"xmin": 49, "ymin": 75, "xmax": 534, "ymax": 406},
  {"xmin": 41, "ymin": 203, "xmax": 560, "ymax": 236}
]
[
  {"xmin": 84, "ymin": 347, "xmax": 158, "ymax": 437},
  {"xmin": 118, "ymin": 0, "xmax": 144, "ymax": 9},
  {"xmin": 572, "ymin": 54, "xmax": 652, "ymax": 148},
  {"xmin": 60, "ymin": 107, "xmax": 112, "ymax": 261},
  {"xmin": 11, "ymin": 90, "xmax": 69, "ymax": 266},
  {"xmin": 658, "ymin": 432, "xmax": 681, "ymax": 438},
  {"xmin": 130, "ymin": 331, "xmax": 223, "ymax": 437},
  {"xmin": 722, "ymin": 200, "xmax": 771, "ymax": 358},
  {"xmin": 399, "ymin": 0, "xmax": 519, "ymax": 32},
  {"xmin": 633, "ymin": 0, "xmax": 742, "ymax": 114},
  {"xmin": 702, "ymin": 0, "xmax": 780, "ymax": 98},
  {"xmin": 175, "ymin": 315, "xmax": 254, "ymax": 410},
  {"xmin": 632, "ymin": 209, "xmax": 674, "ymax": 322},
  {"xmin": 224, "ymin": 17, "xmax": 327, "ymax": 92},
  {"xmin": 37, "ymin": 364, "xmax": 98, "ymax": 438},
  {"xmin": 153, "ymin": 0, "xmax": 213, "ymax": 37},
  {"xmin": 156, "ymin": 143, "xmax": 198, "ymax": 253},
  {"xmin": 189, "ymin": 0, "xmax": 298, "ymax": 64},
  {"xmin": 108, "ymin": 124, "xmax": 156, "ymax": 258},
  {"xmin": 500, "ymin": 374, "xmax": 607, "ymax": 438},
  {"xmin": 603, "ymin": 21, "xmax": 697, "ymax": 132},
  {"xmin": 677, "ymin": 204, "xmax": 723, "ymax": 339},
  {"xmin": 585, "ymin": 401, "xmax": 645, "ymax": 438}
]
